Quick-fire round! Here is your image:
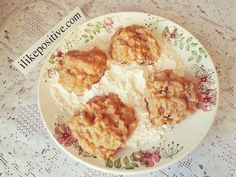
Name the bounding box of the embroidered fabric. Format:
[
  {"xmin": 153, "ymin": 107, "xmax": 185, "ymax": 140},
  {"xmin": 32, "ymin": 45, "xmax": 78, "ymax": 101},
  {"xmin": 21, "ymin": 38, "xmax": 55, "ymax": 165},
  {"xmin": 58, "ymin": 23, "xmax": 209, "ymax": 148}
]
[{"xmin": 0, "ymin": 0, "xmax": 235, "ymax": 176}]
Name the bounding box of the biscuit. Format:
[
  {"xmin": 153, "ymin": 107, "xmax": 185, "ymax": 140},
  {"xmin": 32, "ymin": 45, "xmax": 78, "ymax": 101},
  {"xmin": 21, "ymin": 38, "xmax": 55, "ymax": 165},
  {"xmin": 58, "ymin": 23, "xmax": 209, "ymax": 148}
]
[
  {"xmin": 69, "ymin": 93, "xmax": 137, "ymax": 160},
  {"xmin": 147, "ymin": 70, "xmax": 199, "ymax": 127},
  {"xmin": 57, "ymin": 47, "xmax": 107, "ymax": 95},
  {"xmin": 110, "ymin": 25, "xmax": 161, "ymax": 65}
]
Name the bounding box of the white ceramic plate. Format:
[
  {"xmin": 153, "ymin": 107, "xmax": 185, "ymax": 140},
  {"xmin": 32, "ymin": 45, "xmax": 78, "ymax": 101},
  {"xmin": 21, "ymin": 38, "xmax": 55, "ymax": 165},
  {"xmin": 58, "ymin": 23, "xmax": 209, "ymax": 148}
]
[{"xmin": 38, "ymin": 12, "xmax": 219, "ymax": 175}]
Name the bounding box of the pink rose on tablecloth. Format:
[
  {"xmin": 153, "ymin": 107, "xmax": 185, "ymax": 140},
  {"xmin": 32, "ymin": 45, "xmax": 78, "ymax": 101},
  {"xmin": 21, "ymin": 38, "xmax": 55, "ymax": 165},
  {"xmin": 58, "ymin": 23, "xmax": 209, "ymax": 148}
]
[
  {"xmin": 103, "ymin": 17, "xmax": 114, "ymax": 33},
  {"xmin": 54, "ymin": 124, "xmax": 77, "ymax": 146},
  {"xmin": 132, "ymin": 149, "xmax": 161, "ymax": 167}
]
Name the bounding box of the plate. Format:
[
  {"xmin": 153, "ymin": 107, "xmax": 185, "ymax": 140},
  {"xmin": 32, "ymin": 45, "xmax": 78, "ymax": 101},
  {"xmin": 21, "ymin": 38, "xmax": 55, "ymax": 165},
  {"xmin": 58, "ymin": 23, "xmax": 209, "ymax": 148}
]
[{"xmin": 38, "ymin": 12, "xmax": 219, "ymax": 175}]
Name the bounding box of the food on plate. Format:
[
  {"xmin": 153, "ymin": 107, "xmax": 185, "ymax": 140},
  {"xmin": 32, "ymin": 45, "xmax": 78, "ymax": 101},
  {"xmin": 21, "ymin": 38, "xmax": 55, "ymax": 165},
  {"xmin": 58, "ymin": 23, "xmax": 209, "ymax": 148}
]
[
  {"xmin": 69, "ymin": 93, "xmax": 137, "ymax": 160},
  {"xmin": 56, "ymin": 47, "xmax": 107, "ymax": 95},
  {"xmin": 49, "ymin": 21, "xmax": 202, "ymax": 158},
  {"xmin": 146, "ymin": 70, "xmax": 199, "ymax": 127},
  {"xmin": 109, "ymin": 25, "xmax": 161, "ymax": 65}
]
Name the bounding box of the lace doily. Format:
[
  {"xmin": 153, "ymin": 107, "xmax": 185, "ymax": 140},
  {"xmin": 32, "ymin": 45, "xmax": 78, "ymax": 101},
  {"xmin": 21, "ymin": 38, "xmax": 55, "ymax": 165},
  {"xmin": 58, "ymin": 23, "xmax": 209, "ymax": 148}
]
[{"xmin": 0, "ymin": 0, "xmax": 235, "ymax": 176}]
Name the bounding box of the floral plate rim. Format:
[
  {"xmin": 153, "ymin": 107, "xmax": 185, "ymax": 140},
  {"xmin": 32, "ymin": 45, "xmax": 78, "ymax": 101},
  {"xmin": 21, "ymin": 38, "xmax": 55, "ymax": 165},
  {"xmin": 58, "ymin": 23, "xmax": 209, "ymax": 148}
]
[{"xmin": 38, "ymin": 11, "xmax": 219, "ymax": 175}]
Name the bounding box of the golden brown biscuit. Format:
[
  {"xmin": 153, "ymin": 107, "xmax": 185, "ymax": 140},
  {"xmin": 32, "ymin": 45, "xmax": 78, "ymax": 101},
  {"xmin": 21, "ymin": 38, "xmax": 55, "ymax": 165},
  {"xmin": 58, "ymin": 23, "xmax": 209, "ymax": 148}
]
[
  {"xmin": 110, "ymin": 25, "xmax": 161, "ymax": 65},
  {"xmin": 57, "ymin": 48, "xmax": 107, "ymax": 95},
  {"xmin": 69, "ymin": 93, "xmax": 137, "ymax": 160},
  {"xmin": 146, "ymin": 70, "xmax": 199, "ymax": 127}
]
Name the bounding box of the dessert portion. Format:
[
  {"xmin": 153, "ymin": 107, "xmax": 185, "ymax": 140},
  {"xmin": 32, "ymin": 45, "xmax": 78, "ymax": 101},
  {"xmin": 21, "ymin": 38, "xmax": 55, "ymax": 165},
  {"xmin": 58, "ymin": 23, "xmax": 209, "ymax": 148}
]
[
  {"xmin": 69, "ymin": 93, "xmax": 137, "ymax": 160},
  {"xmin": 146, "ymin": 70, "xmax": 199, "ymax": 127},
  {"xmin": 50, "ymin": 22, "xmax": 202, "ymax": 159},
  {"xmin": 109, "ymin": 25, "xmax": 161, "ymax": 65},
  {"xmin": 56, "ymin": 47, "xmax": 107, "ymax": 95}
]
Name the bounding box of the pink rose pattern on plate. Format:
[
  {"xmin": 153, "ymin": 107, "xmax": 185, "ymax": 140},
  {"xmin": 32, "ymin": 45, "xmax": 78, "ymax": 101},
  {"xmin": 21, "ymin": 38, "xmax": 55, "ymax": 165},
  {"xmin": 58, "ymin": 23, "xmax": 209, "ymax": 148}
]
[
  {"xmin": 192, "ymin": 64, "xmax": 217, "ymax": 111},
  {"xmin": 54, "ymin": 124, "xmax": 77, "ymax": 146},
  {"xmin": 105, "ymin": 141, "xmax": 184, "ymax": 169},
  {"xmin": 53, "ymin": 121, "xmax": 182, "ymax": 169},
  {"xmin": 50, "ymin": 16, "xmax": 217, "ymax": 170},
  {"xmin": 103, "ymin": 17, "xmax": 114, "ymax": 33},
  {"xmin": 132, "ymin": 149, "xmax": 161, "ymax": 167}
]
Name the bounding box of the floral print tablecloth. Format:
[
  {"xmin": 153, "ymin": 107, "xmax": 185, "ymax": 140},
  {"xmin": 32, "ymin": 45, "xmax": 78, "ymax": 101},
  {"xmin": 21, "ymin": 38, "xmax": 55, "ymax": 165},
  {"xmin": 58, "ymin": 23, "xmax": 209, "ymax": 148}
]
[{"xmin": 0, "ymin": 0, "xmax": 236, "ymax": 177}]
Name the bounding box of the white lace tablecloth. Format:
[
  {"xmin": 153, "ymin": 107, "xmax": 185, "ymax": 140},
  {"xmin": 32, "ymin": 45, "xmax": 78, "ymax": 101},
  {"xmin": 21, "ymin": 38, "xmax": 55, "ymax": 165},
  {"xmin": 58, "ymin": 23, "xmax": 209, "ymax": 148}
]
[{"xmin": 0, "ymin": 0, "xmax": 236, "ymax": 176}]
